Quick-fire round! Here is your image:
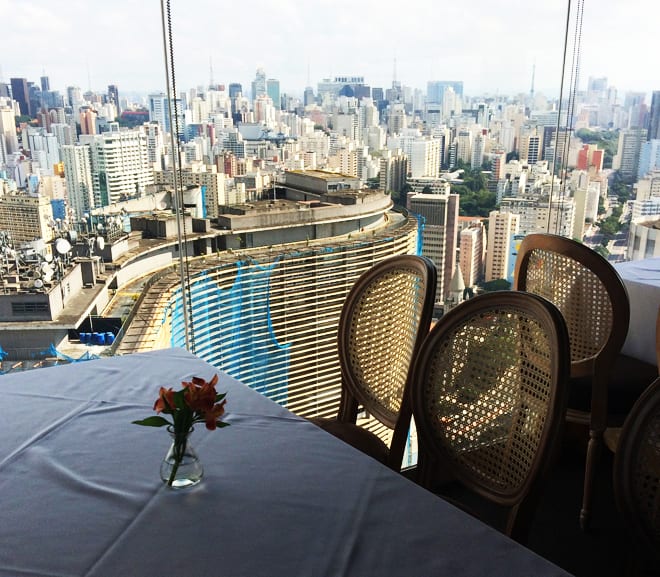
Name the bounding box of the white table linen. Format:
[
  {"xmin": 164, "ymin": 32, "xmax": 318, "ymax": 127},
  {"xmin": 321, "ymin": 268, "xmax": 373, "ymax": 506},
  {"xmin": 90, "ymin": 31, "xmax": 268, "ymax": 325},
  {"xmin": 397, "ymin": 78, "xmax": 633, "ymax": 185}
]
[
  {"xmin": 614, "ymin": 257, "xmax": 660, "ymax": 366},
  {"xmin": 0, "ymin": 348, "xmax": 571, "ymax": 577}
]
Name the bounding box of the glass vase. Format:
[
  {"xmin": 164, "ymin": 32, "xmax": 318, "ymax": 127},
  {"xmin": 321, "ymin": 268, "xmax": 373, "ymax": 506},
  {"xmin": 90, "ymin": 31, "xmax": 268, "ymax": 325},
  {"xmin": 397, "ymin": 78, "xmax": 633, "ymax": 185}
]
[{"xmin": 160, "ymin": 426, "xmax": 204, "ymax": 489}]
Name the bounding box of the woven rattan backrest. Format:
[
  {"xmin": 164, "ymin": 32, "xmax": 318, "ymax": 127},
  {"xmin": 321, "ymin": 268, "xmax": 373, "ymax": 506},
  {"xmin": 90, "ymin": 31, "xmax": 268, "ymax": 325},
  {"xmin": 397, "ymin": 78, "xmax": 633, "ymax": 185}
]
[
  {"xmin": 614, "ymin": 376, "xmax": 660, "ymax": 564},
  {"xmin": 412, "ymin": 291, "xmax": 569, "ymax": 505},
  {"xmin": 338, "ymin": 255, "xmax": 436, "ymax": 430},
  {"xmin": 514, "ymin": 234, "xmax": 629, "ymax": 369}
]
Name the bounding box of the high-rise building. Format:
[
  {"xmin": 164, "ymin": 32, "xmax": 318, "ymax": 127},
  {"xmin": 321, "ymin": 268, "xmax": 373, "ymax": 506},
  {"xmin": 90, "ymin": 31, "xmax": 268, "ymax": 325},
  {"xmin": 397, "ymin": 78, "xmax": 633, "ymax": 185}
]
[
  {"xmin": 613, "ymin": 127, "xmax": 647, "ymax": 182},
  {"xmin": 154, "ymin": 164, "xmax": 230, "ymax": 218},
  {"xmin": 0, "ymin": 102, "xmax": 19, "ymax": 155},
  {"xmin": 0, "ymin": 193, "xmax": 54, "ymax": 242},
  {"xmin": 61, "ymin": 144, "xmax": 94, "ymax": 220},
  {"xmin": 266, "ymin": 79, "xmax": 280, "ymax": 110},
  {"xmin": 409, "ymin": 138, "xmax": 441, "ymax": 178},
  {"xmin": 379, "ymin": 150, "xmax": 407, "ymax": 193},
  {"xmin": 459, "ymin": 223, "xmax": 485, "ymax": 287},
  {"xmin": 637, "ymin": 139, "xmax": 660, "ymax": 179},
  {"xmin": 86, "ymin": 124, "xmax": 153, "ymax": 206},
  {"xmin": 10, "ymin": 78, "xmax": 31, "ymax": 116},
  {"xmin": 107, "ymin": 85, "xmax": 120, "ymax": 114},
  {"xmin": 500, "ymin": 196, "xmax": 575, "ymax": 237},
  {"xmin": 485, "ymin": 211, "xmax": 519, "ymax": 282},
  {"xmin": 79, "ymin": 108, "xmax": 97, "ymax": 135},
  {"xmin": 251, "ymin": 68, "xmax": 267, "ymax": 100},
  {"xmin": 426, "ymin": 81, "xmax": 464, "ymax": 104},
  {"xmin": 647, "ymin": 91, "xmax": 660, "ymax": 141},
  {"xmin": 409, "ymin": 191, "xmax": 459, "ymax": 301}
]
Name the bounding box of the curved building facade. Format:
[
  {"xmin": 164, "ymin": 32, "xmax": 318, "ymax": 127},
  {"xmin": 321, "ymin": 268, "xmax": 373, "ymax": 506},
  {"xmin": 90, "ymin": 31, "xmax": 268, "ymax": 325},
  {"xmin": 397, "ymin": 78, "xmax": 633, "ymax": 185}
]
[{"xmin": 118, "ymin": 209, "xmax": 421, "ymax": 427}]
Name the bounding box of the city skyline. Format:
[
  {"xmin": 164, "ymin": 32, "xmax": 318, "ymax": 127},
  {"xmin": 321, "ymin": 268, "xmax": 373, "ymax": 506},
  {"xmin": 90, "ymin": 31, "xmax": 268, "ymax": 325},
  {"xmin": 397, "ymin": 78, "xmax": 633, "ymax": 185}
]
[{"xmin": 3, "ymin": 0, "xmax": 659, "ymax": 100}]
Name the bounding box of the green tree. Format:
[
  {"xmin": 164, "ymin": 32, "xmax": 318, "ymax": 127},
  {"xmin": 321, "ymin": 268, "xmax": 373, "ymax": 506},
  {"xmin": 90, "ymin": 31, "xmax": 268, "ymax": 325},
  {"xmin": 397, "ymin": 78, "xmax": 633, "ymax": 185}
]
[{"xmin": 480, "ymin": 279, "xmax": 511, "ymax": 292}]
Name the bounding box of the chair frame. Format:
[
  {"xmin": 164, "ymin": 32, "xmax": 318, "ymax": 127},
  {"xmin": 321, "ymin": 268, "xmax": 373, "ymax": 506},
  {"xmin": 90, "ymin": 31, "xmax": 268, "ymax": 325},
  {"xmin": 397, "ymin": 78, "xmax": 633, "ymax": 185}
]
[
  {"xmin": 513, "ymin": 233, "xmax": 630, "ymax": 529},
  {"xmin": 613, "ymin": 375, "xmax": 660, "ymax": 571},
  {"xmin": 335, "ymin": 254, "xmax": 437, "ymax": 470},
  {"xmin": 412, "ymin": 291, "xmax": 570, "ymax": 541}
]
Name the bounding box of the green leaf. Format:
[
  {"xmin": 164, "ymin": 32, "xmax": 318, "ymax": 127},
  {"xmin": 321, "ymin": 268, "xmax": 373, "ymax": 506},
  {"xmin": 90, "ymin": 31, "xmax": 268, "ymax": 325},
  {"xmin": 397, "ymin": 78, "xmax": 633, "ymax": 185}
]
[
  {"xmin": 132, "ymin": 416, "xmax": 172, "ymax": 427},
  {"xmin": 215, "ymin": 421, "xmax": 230, "ymax": 428},
  {"xmin": 215, "ymin": 392, "xmax": 227, "ymax": 402}
]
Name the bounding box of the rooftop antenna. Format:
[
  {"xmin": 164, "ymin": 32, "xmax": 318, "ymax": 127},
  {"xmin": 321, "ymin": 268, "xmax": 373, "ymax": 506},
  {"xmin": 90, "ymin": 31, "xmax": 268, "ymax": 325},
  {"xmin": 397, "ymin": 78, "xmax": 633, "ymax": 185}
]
[
  {"xmin": 209, "ymin": 55, "xmax": 214, "ymax": 89},
  {"xmin": 530, "ymin": 59, "xmax": 536, "ymax": 98}
]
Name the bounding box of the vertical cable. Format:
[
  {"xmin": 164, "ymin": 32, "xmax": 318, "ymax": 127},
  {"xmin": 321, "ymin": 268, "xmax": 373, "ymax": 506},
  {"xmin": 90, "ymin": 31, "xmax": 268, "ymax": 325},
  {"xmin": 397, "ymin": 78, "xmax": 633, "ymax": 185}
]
[
  {"xmin": 547, "ymin": 0, "xmax": 573, "ymax": 233},
  {"xmin": 548, "ymin": 0, "xmax": 584, "ymax": 235},
  {"xmin": 159, "ymin": 0, "xmax": 192, "ymax": 351}
]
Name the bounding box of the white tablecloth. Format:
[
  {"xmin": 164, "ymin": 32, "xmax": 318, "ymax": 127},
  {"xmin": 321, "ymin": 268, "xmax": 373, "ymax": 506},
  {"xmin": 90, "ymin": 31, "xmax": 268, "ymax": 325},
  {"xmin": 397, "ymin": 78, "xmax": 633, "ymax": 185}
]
[
  {"xmin": 615, "ymin": 257, "xmax": 660, "ymax": 366},
  {"xmin": 0, "ymin": 348, "xmax": 570, "ymax": 577}
]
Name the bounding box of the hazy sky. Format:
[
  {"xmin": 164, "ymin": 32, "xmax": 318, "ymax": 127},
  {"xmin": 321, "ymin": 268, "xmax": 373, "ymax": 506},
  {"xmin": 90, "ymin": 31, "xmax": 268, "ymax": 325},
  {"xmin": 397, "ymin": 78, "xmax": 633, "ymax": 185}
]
[{"xmin": 2, "ymin": 0, "xmax": 658, "ymax": 101}]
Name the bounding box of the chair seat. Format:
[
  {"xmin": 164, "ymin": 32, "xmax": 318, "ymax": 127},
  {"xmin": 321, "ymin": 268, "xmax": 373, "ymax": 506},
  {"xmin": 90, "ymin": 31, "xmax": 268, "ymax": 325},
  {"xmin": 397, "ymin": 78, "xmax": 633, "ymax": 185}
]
[
  {"xmin": 309, "ymin": 417, "xmax": 390, "ymax": 464},
  {"xmin": 568, "ymin": 354, "xmax": 658, "ymax": 417}
]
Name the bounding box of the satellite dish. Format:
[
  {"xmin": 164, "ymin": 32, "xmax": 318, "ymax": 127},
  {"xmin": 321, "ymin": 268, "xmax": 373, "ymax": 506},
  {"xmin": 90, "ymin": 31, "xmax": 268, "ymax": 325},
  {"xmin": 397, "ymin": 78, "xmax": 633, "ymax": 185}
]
[
  {"xmin": 34, "ymin": 279, "xmax": 44, "ymax": 289},
  {"xmin": 41, "ymin": 263, "xmax": 53, "ymax": 273},
  {"xmin": 55, "ymin": 238, "xmax": 72, "ymax": 255},
  {"xmin": 96, "ymin": 237, "xmax": 105, "ymax": 251},
  {"xmin": 44, "ymin": 253, "xmax": 53, "ymax": 262},
  {"xmin": 158, "ymin": 201, "xmax": 168, "ymax": 210}
]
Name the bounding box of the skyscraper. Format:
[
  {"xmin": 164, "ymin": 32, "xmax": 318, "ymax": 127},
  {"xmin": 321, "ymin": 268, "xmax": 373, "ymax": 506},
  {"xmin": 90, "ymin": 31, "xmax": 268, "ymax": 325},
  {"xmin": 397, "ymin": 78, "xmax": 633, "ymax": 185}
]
[
  {"xmin": 647, "ymin": 91, "xmax": 660, "ymax": 141},
  {"xmin": 108, "ymin": 84, "xmax": 120, "ymax": 114},
  {"xmin": 10, "ymin": 78, "xmax": 31, "ymax": 116},
  {"xmin": 613, "ymin": 127, "xmax": 647, "ymax": 182},
  {"xmin": 266, "ymin": 78, "xmax": 280, "ymax": 110},
  {"xmin": 61, "ymin": 144, "xmax": 94, "ymax": 220},
  {"xmin": 251, "ymin": 68, "xmax": 266, "ymax": 100},
  {"xmin": 426, "ymin": 81, "xmax": 464, "ymax": 104},
  {"xmin": 409, "ymin": 191, "xmax": 459, "ymax": 301}
]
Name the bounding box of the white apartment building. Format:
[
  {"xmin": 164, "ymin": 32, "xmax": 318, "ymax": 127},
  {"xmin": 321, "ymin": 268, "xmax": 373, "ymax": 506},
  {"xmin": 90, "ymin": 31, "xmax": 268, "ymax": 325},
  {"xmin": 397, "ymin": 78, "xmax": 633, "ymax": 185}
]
[
  {"xmin": 499, "ymin": 196, "xmax": 575, "ymax": 237},
  {"xmin": 456, "ymin": 130, "xmax": 472, "ymax": 164},
  {"xmin": 459, "ymin": 224, "xmax": 485, "ymax": 287},
  {"xmin": 154, "ymin": 163, "xmax": 230, "ymax": 217},
  {"xmin": 85, "ymin": 125, "xmax": 153, "ymax": 207},
  {"xmin": 0, "ymin": 103, "xmax": 19, "ymax": 156},
  {"xmin": 485, "ymin": 211, "xmax": 519, "ymax": 282},
  {"xmin": 409, "ymin": 139, "xmax": 441, "ymax": 179},
  {"xmin": 61, "ymin": 144, "xmax": 94, "ymax": 221}
]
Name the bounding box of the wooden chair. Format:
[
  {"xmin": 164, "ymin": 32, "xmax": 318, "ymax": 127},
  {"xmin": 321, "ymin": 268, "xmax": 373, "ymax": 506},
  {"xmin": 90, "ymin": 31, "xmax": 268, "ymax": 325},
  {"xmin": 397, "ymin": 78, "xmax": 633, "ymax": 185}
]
[
  {"xmin": 613, "ymin": 375, "xmax": 660, "ymax": 576},
  {"xmin": 513, "ymin": 233, "xmax": 658, "ymax": 530},
  {"xmin": 411, "ymin": 291, "xmax": 570, "ymax": 542},
  {"xmin": 310, "ymin": 254, "xmax": 437, "ymax": 471}
]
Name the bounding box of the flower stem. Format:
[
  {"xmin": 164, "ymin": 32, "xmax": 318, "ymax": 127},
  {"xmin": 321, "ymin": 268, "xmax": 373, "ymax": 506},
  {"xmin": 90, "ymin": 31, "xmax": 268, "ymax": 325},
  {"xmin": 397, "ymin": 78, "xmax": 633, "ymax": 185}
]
[{"xmin": 167, "ymin": 431, "xmax": 188, "ymax": 487}]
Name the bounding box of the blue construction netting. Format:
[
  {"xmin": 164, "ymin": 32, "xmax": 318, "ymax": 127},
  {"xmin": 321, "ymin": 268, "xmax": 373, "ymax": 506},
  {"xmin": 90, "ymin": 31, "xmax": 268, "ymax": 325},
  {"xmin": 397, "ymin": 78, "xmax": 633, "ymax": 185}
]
[
  {"xmin": 169, "ymin": 259, "xmax": 290, "ymax": 403},
  {"xmin": 34, "ymin": 343, "xmax": 101, "ymax": 363}
]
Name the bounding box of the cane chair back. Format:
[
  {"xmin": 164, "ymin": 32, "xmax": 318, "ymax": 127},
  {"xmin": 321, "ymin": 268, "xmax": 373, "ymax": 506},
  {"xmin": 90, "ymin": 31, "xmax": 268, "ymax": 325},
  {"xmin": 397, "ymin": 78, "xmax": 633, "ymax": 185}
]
[
  {"xmin": 513, "ymin": 233, "xmax": 630, "ymax": 529},
  {"xmin": 613, "ymin": 376, "xmax": 660, "ymax": 572},
  {"xmin": 314, "ymin": 255, "xmax": 437, "ymax": 471},
  {"xmin": 412, "ymin": 291, "xmax": 570, "ymax": 541}
]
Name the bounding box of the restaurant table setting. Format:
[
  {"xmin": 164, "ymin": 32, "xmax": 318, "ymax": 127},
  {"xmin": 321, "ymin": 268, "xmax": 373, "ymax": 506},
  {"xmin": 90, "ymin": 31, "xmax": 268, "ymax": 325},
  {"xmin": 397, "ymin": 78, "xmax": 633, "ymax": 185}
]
[
  {"xmin": 0, "ymin": 348, "xmax": 572, "ymax": 576},
  {"xmin": 614, "ymin": 257, "xmax": 660, "ymax": 366}
]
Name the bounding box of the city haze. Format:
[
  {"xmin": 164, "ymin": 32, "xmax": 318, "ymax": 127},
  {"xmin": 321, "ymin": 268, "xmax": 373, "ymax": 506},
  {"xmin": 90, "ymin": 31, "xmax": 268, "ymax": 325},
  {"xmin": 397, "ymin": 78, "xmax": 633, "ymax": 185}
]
[{"xmin": 2, "ymin": 0, "xmax": 659, "ymax": 98}]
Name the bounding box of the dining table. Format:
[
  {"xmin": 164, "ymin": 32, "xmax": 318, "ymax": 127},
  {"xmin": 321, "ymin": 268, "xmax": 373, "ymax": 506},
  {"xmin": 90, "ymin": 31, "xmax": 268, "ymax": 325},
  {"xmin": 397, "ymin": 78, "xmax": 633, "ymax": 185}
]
[
  {"xmin": 614, "ymin": 256, "xmax": 660, "ymax": 366},
  {"xmin": 0, "ymin": 347, "xmax": 572, "ymax": 577}
]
